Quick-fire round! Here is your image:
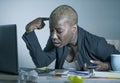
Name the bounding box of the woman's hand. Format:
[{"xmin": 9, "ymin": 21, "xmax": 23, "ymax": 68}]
[
  {"xmin": 84, "ymin": 60, "xmax": 110, "ymax": 71},
  {"xmin": 25, "ymin": 17, "xmax": 49, "ymax": 32},
  {"xmin": 90, "ymin": 60, "xmax": 109, "ymax": 71}
]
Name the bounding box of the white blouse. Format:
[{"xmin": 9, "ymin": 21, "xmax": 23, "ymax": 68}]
[{"xmin": 63, "ymin": 60, "xmax": 80, "ymax": 70}]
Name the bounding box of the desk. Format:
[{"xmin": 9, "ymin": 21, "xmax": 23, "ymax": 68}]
[
  {"xmin": 0, "ymin": 73, "xmax": 18, "ymax": 83},
  {"xmin": 37, "ymin": 76, "xmax": 120, "ymax": 83},
  {"xmin": 0, "ymin": 72, "xmax": 120, "ymax": 83}
]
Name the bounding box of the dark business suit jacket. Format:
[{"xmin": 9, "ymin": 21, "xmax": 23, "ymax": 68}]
[{"xmin": 22, "ymin": 26, "xmax": 120, "ymax": 70}]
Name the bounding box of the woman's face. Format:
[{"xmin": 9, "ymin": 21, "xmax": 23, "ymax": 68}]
[{"xmin": 50, "ymin": 18, "xmax": 76, "ymax": 48}]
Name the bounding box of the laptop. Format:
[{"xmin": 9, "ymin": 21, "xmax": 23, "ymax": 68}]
[{"xmin": 0, "ymin": 24, "xmax": 18, "ymax": 75}]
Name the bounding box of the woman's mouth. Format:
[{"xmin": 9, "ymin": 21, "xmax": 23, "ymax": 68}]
[{"xmin": 53, "ymin": 42, "xmax": 61, "ymax": 47}]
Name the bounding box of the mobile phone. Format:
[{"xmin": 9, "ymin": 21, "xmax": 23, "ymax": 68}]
[{"xmin": 87, "ymin": 65, "xmax": 98, "ymax": 69}]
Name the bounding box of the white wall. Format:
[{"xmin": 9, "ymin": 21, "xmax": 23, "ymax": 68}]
[{"xmin": 0, "ymin": 0, "xmax": 120, "ymax": 68}]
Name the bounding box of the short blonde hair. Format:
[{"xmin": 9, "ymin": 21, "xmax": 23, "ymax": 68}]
[{"xmin": 50, "ymin": 5, "xmax": 78, "ymax": 26}]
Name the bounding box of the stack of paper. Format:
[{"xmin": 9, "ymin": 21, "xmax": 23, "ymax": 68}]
[
  {"xmin": 67, "ymin": 70, "xmax": 90, "ymax": 78},
  {"xmin": 93, "ymin": 71, "xmax": 120, "ymax": 78}
]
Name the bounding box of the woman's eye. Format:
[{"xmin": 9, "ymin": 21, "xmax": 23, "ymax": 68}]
[{"xmin": 57, "ymin": 31, "xmax": 62, "ymax": 33}]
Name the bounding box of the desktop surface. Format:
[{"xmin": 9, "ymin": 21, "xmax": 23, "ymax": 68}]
[{"xmin": 1, "ymin": 68, "xmax": 120, "ymax": 83}]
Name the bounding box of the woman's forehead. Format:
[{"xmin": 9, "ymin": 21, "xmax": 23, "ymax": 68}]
[{"xmin": 50, "ymin": 18, "xmax": 70, "ymax": 27}]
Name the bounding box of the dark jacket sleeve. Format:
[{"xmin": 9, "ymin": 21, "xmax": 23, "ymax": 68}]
[
  {"xmin": 96, "ymin": 38, "xmax": 120, "ymax": 70},
  {"xmin": 96, "ymin": 38, "xmax": 120, "ymax": 61},
  {"xmin": 85, "ymin": 31, "xmax": 120, "ymax": 62},
  {"xmin": 84, "ymin": 31, "xmax": 120, "ymax": 70},
  {"xmin": 22, "ymin": 31, "xmax": 56, "ymax": 68}
]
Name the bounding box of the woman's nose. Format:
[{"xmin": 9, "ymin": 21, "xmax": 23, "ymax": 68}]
[{"xmin": 51, "ymin": 31, "xmax": 58, "ymax": 40}]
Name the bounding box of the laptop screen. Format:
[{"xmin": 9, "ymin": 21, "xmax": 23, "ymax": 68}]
[{"xmin": 0, "ymin": 24, "xmax": 18, "ymax": 75}]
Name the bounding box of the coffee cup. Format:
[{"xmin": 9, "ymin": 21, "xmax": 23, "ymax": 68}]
[{"xmin": 111, "ymin": 54, "xmax": 120, "ymax": 71}]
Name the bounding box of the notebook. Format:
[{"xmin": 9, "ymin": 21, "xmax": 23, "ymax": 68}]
[{"xmin": 0, "ymin": 24, "xmax": 18, "ymax": 75}]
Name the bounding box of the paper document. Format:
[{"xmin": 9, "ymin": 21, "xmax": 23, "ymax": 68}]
[{"xmin": 93, "ymin": 71, "xmax": 120, "ymax": 78}]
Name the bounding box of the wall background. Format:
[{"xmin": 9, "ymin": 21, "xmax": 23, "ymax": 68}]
[{"xmin": 0, "ymin": 0, "xmax": 120, "ymax": 68}]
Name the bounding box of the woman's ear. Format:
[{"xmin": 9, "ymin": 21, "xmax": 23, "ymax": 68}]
[{"xmin": 72, "ymin": 24, "xmax": 77, "ymax": 33}]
